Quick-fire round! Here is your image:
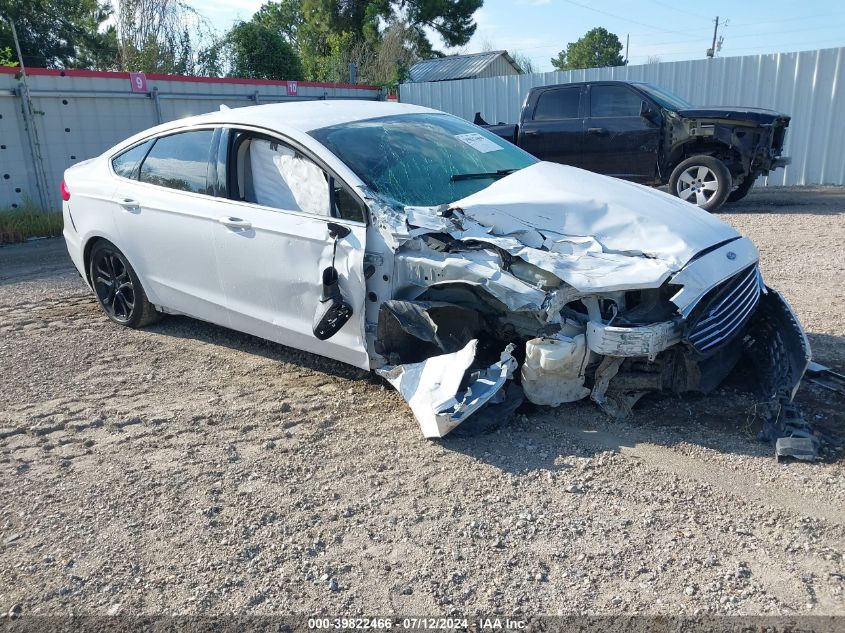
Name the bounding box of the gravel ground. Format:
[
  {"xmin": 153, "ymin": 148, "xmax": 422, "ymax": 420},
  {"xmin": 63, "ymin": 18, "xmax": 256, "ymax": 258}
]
[{"xmin": 0, "ymin": 187, "xmax": 844, "ymax": 619}]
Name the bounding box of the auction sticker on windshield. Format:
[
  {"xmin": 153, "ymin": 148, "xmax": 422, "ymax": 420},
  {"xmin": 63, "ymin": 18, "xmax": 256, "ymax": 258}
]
[{"xmin": 454, "ymin": 132, "xmax": 503, "ymax": 153}]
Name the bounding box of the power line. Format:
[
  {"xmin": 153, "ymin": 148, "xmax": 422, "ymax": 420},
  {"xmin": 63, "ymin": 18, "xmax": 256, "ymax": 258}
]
[
  {"xmin": 627, "ymin": 37, "xmax": 845, "ymax": 61},
  {"xmin": 516, "ymin": 19, "xmax": 845, "ymax": 57},
  {"xmin": 510, "ymin": 4, "xmax": 845, "ymax": 54},
  {"xmin": 559, "ymin": 0, "xmax": 700, "ymax": 37},
  {"xmin": 728, "ymin": 10, "xmax": 845, "ymax": 28},
  {"xmin": 630, "ymin": 21, "xmax": 845, "ymax": 49},
  {"xmin": 646, "ymin": 0, "xmax": 709, "ymax": 20}
]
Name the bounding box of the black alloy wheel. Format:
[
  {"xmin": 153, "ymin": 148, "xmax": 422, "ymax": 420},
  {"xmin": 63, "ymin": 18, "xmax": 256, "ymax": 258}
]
[{"xmin": 89, "ymin": 240, "xmax": 160, "ymax": 328}]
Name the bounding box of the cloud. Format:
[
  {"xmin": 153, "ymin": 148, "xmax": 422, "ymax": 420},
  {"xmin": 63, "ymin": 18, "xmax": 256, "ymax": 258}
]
[
  {"xmin": 198, "ymin": 0, "xmax": 265, "ymax": 29},
  {"xmin": 472, "ymin": 8, "xmax": 498, "ymax": 32}
]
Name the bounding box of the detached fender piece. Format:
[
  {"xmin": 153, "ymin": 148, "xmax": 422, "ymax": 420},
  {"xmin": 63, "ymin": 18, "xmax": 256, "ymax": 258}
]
[
  {"xmin": 377, "ymin": 340, "xmax": 518, "ymax": 438},
  {"xmin": 745, "ymin": 288, "xmax": 817, "ymax": 460},
  {"xmin": 746, "ymin": 288, "xmax": 811, "ymax": 403}
]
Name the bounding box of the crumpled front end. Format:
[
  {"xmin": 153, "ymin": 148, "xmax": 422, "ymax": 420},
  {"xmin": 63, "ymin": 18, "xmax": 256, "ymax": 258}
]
[
  {"xmin": 365, "ymin": 163, "xmax": 811, "ymax": 452},
  {"xmin": 670, "ymin": 110, "xmax": 791, "ymax": 176}
]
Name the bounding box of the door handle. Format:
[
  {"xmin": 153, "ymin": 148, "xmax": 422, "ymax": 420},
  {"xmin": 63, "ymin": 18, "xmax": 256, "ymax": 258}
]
[
  {"xmin": 118, "ymin": 198, "xmax": 140, "ymax": 210},
  {"xmin": 523, "ymin": 130, "xmax": 540, "ymax": 137},
  {"xmin": 587, "ymin": 127, "xmax": 607, "ymax": 135},
  {"xmin": 218, "ymin": 216, "xmax": 252, "ymax": 230}
]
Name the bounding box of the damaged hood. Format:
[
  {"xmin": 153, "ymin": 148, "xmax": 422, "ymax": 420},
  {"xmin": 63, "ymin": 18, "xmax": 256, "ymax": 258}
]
[
  {"xmin": 676, "ymin": 107, "xmax": 789, "ymax": 125},
  {"xmin": 423, "ymin": 162, "xmax": 741, "ymax": 292}
]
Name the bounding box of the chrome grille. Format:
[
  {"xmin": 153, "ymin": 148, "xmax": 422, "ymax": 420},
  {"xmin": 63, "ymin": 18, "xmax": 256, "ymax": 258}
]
[{"xmin": 686, "ymin": 265, "xmax": 763, "ymax": 354}]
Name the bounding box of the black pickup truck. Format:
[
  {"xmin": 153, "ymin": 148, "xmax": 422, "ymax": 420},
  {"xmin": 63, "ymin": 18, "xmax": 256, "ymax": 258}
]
[{"xmin": 475, "ymin": 80, "xmax": 790, "ymax": 211}]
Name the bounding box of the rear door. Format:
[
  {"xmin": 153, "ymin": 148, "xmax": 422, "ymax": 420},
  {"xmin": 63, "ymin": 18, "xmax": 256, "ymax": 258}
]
[
  {"xmin": 518, "ymin": 86, "xmax": 586, "ymax": 168},
  {"xmin": 110, "ymin": 128, "xmax": 230, "ymax": 325},
  {"xmin": 582, "ymin": 84, "xmax": 661, "ymax": 180},
  {"xmin": 212, "ymin": 128, "xmax": 370, "ymax": 369}
]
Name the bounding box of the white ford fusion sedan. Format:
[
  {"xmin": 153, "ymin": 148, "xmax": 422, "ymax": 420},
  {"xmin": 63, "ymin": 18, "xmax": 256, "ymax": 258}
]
[{"xmin": 62, "ymin": 100, "xmax": 814, "ymax": 456}]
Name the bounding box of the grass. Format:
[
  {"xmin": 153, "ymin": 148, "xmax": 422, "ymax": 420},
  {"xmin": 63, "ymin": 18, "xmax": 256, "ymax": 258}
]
[{"xmin": 0, "ymin": 202, "xmax": 63, "ymax": 245}]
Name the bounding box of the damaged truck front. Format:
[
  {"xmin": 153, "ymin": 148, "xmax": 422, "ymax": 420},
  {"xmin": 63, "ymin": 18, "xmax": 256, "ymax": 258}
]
[
  {"xmin": 476, "ymin": 80, "xmax": 790, "ymax": 212},
  {"xmin": 369, "ymin": 164, "xmax": 812, "ymax": 457}
]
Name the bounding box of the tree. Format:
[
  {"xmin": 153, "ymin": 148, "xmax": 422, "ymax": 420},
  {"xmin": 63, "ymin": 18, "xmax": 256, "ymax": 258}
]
[
  {"xmin": 249, "ymin": 0, "xmax": 480, "ymax": 82},
  {"xmin": 348, "ymin": 21, "xmax": 422, "ymax": 89},
  {"xmin": 253, "ymin": 0, "xmax": 304, "ymax": 49},
  {"xmin": 0, "ymin": 46, "xmax": 16, "ymax": 66},
  {"xmin": 0, "ymin": 0, "xmax": 117, "ymax": 68},
  {"xmin": 227, "ymin": 21, "xmax": 303, "ymax": 80},
  {"xmin": 551, "ymin": 27, "xmax": 625, "ymax": 71},
  {"xmin": 403, "ymin": 0, "xmax": 481, "ymax": 48},
  {"xmin": 511, "ymin": 51, "xmax": 535, "ymax": 74},
  {"xmin": 112, "ymin": 0, "xmax": 215, "ymax": 74}
]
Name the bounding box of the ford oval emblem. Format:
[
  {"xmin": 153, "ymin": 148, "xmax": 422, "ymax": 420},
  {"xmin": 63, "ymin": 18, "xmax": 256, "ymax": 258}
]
[{"xmin": 726, "ymin": 251, "xmax": 737, "ymax": 260}]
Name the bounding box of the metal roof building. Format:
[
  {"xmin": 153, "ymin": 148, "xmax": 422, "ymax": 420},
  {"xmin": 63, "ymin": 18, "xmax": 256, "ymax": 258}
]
[{"xmin": 408, "ymin": 50, "xmax": 523, "ymax": 83}]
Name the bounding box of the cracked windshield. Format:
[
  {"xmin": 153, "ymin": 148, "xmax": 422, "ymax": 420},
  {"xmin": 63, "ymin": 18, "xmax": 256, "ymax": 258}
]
[{"xmin": 311, "ymin": 113, "xmax": 537, "ymax": 207}]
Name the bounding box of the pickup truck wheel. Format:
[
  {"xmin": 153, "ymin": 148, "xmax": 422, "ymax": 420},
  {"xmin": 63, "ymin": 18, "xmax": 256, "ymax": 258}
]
[
  {"xmin": 669, "ymin": 156, "xmax": 732, "ymax": 212},
  {"xmin": 727, "ymin": 174, "xmax": 756, "ymax": 203}
]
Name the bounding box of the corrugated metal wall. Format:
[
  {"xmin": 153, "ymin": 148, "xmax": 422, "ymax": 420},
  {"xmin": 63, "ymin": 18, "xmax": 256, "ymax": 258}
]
[
  {"xmin": 400, "ymin": 47, "xmax": 845, "ymax": 186},
  {"xmin": 476, "ymin": 56, "xmax": 522, "ymax": 79},
  {"xmin": 0, "ymin": 69, "xmax": 381, "ymax": 210}
]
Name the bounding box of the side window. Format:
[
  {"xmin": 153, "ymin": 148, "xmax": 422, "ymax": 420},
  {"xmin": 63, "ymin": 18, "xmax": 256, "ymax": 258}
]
[
  {"xmin": 139, "ymin": 130, "xmax": 214, "ymax": 193},
  {"xmin": 533, "ymin": 88, "xmax": 581, "ymax": 120},
  {"xmin": 234, "ymin": 134, "xmax": 331, "ymax": 217},
  {"xmin": 332, "ymin": 178, "xmax": 367, "ymax": 223},
  {"xmin": 111, "ymin": 140, "xmax": 153, "ymax": 179},
  {"xmin": 590, "ymin": 86, "xmax": 644, "ymax": 117}
]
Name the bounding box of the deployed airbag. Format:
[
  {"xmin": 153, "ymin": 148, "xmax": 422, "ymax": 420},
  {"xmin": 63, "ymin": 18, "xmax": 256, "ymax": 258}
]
[{"xmin": 249, "ymin": 139, "xmax": 330, "ymax": 215}]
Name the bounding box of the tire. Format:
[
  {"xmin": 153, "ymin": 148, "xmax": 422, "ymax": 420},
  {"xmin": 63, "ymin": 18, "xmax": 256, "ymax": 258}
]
[
  {"xmin": 668, "ymin": 155, "xmax": 732, "ymax": 212},
  {"xmin": 88, "ymin": 240, "xmax": 160, "ymax": 328},
  {"xmin": 726, "ymin": 173, "xmax": 756, "ymax": 203}
]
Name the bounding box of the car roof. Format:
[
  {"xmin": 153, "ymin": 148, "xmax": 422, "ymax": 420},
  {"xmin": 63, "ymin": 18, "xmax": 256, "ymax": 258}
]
[
  {"xmin": 157, "ymin": 100, "xmax": 439, "ymax": 134},
  {"xmin": 106, "ymin": 100, "xmax": 443, "ymax": 158},
  {"xmin": 530, "ymin": 80, "xmax": 650, "ymax": 90}
]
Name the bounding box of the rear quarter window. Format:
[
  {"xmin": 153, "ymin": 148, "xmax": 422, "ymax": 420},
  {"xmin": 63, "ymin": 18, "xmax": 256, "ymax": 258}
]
[{"xmin": 111, "ymin": 140, "xmax": 153, "ymax": 179}]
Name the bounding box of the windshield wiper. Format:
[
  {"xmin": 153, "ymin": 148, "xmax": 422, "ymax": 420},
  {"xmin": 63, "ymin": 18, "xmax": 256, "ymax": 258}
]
[{"xmin": 450, "ymin": 168, "xmax": 520, "ymax": 182}]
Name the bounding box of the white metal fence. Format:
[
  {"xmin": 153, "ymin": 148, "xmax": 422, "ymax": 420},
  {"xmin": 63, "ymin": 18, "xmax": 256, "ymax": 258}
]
[
  {"xmin": 400, "ymin": 47, "xmax": 845, "ymax": 187},
  {"xmin": 0, "ymin": 68, "xmax": 382, "ymax": 210}
]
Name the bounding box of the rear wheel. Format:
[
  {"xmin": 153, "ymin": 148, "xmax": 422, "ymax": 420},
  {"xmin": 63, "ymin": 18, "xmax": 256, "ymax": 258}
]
[
  {"xmin": 89, "ymin": 240, "xmax": 160, "ymax": 328},
  {"xmin": 727, "ymin": 173, "xmax": 757, "ymax": 203},
  {"xmin": 669, "ymin": 155, "xmax": 732, "ymax": 212}
]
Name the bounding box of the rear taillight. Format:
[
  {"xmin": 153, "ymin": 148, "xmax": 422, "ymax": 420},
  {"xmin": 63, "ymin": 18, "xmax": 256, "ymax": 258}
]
[{"xmin": 60, "ymin": 179, "xmax": 71, "ymax": 201}]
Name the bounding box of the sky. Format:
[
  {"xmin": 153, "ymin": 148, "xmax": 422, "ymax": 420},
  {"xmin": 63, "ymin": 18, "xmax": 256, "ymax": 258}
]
[{"xmin": 200, "ymin": 0, "xmax": 845, "ymax": 72}]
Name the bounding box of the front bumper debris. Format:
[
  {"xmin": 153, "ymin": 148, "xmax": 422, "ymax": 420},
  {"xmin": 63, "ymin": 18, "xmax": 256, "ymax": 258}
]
[
  {"xmin": 745, "ymin": 288, "xmax": 817, "ymax": 460},
  {"xmin": 586, "ymin": 319, "xmax": 681, "ymax": 361},
  {"xmin": 377, "ymin": 340, "xmax": 517, "ymax": 438}
]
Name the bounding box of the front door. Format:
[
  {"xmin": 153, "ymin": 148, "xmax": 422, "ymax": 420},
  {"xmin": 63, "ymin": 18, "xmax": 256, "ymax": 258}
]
[
  {"xmin": 582, "ymin": 84, "xmax": 660, "ymax": 180},
  {"xmin": 213, "ymin": 129, "xmax": 370, "ymax": 369}
]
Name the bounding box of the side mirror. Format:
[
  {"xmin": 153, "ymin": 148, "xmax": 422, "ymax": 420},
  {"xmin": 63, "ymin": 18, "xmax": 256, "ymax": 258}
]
[
  {"xmin": 313, "ymin": 221, "xmax": 354, "ymax": 340},
  {"xmin": 640, "ymin": 101, "xmax": 658, "ymax": 121},
  {"xmin": 312, "ymin": 266, "xmax": 353, "ymax": 340}
]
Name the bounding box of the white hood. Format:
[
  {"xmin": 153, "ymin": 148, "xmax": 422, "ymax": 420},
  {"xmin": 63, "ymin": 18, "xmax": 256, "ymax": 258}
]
[{"xmin": 438, "ymin": 162, "xmax": 741, "ymax": 292}]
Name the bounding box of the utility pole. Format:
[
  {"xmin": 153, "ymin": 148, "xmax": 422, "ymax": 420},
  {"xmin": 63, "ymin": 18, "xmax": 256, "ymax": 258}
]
[
  {"xmin": 707, "ymin": 16, "xmax": 722, "ymax": 58},
  {"xmin": 625, "ymin": 34, "xmax": 629, "ymax": 64}
]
